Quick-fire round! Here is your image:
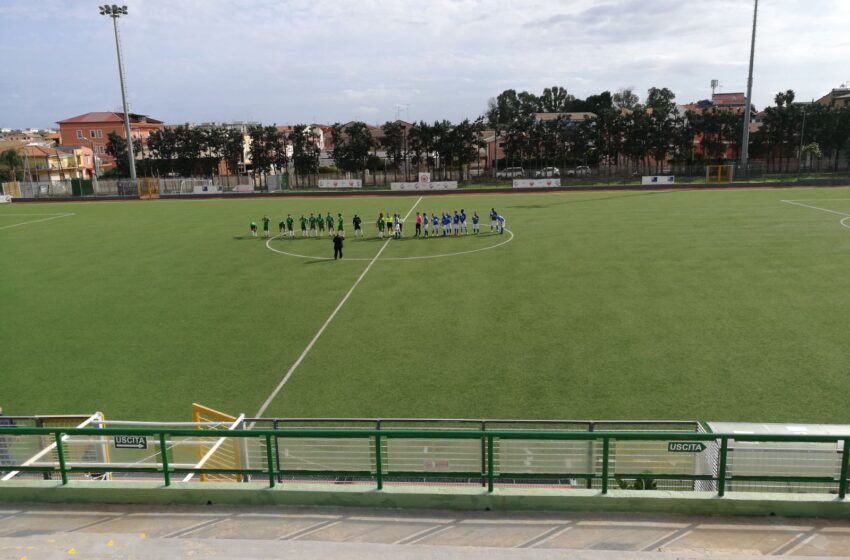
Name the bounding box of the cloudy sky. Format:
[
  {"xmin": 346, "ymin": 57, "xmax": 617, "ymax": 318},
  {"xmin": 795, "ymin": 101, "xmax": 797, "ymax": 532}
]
[{"xmin": 1, "ymin": 0, "xmax": 848, "ymax": 129}]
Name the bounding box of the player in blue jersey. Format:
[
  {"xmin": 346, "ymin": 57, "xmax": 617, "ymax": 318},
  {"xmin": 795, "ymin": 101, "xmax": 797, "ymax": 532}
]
[
  {"xmin": 452, "ymin": 211, "xmax": 460, "ymax": 236},
  {"xmin": 460, "ymin": 209, "xmax": 468, "ymax": 235},
  {"xmin": 490, "ymin": 208, "xmax": 498, "ymax": 232},
  {"xmin": 497, "ymin": 214, "xmax": 506, "ymax": 234},
  {"xmin": 432, "ymin": 213, "xmax": 439, "ymax": 236},
  {"xmin": 472, "ymin": 211, "xmax": 480, "ymax": 234}
]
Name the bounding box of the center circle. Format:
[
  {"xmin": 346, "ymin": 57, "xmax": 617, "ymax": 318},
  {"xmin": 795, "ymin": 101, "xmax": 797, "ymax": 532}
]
[{"xmin": 265, "ymin": 228, "xmax": 515, "ymax": 261}]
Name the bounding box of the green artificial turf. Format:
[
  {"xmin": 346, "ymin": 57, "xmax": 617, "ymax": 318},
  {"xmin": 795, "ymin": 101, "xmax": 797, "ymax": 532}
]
[{"xmin": 2, "ymin": 187, "xmax": 849, "ymax": 423}]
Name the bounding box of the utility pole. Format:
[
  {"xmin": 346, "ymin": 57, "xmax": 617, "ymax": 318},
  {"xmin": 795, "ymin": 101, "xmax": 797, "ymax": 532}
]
[
  {"xmin": 740, "ymin": 0, "xmax": 759, "ymax": 170},
  {"xmin": 99, "ymin": 4, "xmax": 137, "ymax": 181}
]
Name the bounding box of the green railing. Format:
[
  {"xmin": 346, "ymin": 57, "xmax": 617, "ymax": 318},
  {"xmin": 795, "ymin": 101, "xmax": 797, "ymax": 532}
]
[{"xmin": 1, "ymin": 426, "xmax": 848, "ymax": 499}]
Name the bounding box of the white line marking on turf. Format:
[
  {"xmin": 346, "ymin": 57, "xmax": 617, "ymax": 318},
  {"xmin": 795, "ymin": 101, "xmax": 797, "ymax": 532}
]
[
  {"xmin": 782, "ymin": 199, "xmax": 850, "ymax": 217},
  {"xmin": 0, "ymin": 212, "xmax": 74, "ymax": 230},
  {"xmin": 254, "ymin": 196, "xmax": 423, "ymax": 418},
  {"xmin": 841, "ymin": 217, "xmax": 850, "ymax": 230},
  {"xmin": 265, "ymin": 228, "xmax": 514, "ymax": 261}
]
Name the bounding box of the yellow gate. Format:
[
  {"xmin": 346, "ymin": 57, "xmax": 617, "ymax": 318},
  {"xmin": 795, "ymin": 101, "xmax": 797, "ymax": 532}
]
[
  {"xmin": 137, "ymin": 177, "xmax": 160, "ymax": 199},
  {"xmin": 192, "ymin": 403, "xmax": 242, "ymax": 482}
]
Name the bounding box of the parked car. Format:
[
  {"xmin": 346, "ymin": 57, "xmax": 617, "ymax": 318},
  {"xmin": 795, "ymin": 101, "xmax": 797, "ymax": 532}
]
[
  {"xmin": 565, "ymin": 165, "xmax": 591, "ymax": 177},
  {"xmin": 534, "ymin": 167, "xmax": 561, "ymax": 178},
  {"xmin": 496, "ymin": 167, "xmax": 525, "ymax": 179}
]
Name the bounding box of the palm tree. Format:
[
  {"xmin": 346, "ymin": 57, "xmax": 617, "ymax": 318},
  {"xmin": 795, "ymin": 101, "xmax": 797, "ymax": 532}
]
[{"xmin": 0, "ymin": 149, "xmax": 23, "ymax": 182}]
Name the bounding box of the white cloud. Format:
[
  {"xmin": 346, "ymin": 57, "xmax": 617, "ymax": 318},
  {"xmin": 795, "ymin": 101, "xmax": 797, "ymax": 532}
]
[{"xmin": 1, "ymin": 0, "xmax": 849, "ymax": 127}]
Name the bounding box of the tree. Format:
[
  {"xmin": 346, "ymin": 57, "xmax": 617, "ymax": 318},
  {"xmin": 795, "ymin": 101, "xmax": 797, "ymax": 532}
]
[
  {"xmin": 451, "ymin": 119, "xmax": 485, "ymax": 180},
  {"xmin": 407, "ymin": 121, "xmax": 434, "ymax": 172},
  {"xmin": 248, "ymin": 125, "xmax": 288, "ymax": 186},
  {"xmin": 380, "ymin": 121, "xmax": 407, "ymax": 177},
  {"xmin": 289, "ymin": 125, "xmax": 320, "ymax": 186},
  {"xmin": 486, "ymin": 89, "xmax": 521, "ymax": 127},
  {"xmin": 105, "ymin": 132, "xmax": 141, "ymax": 177},
  {"xmin": 539, "ymin": 86, "xmax": 574, "ymax": 112},
  {"xmin": 645, "ymin": 87, "xmax": 677, "ymax": 171},
  {"xmin": 0, "ymin": 149, "xmax": 23, "ymax": 181},
  {"xmin": 330, "ymin": 122, "xmax": 375, "ymax": 182},
  {"xmin": 613, "ymin": 88, "xmax": 639, "ymax": 111},
  {"xmin": 221, "ymin": 129, "xmax": 245, "ymax": 176}
]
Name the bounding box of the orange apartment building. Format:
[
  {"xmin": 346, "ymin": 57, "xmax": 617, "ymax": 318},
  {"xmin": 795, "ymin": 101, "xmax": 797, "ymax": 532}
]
[{"xmin": 56, "ymin": 112, "xmax": 164, "ymax": 170}]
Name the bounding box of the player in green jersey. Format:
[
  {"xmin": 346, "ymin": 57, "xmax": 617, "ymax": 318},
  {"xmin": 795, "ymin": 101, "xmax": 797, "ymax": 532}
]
[
  {"xmin": 308, "ymin": 213, "xmax": 317, "ymax": 237},
  {"xmin": 286, "ymin": 214, "xmax": 294, "ymax": 237},
  {"xmin": 317, "ymin": 213, "xmax": 325, "ymax": 234},
  {"xmin": 326, "ymin": 212, "xmax": 335, "ymax": 235},
  {"xmin": 337, "ymin": 213, "xmax": 345, "ymax": 237},
  {"xmin": 250, "ymin": 220, "xmax": 258, "ymax": 238},
  {"xmin": 299, "ymin": 215, "xmax": 307, "ymax": 237},
  {"xmin": 261, "ymin": 216, "xmax": 270, "ymax": 238},
  {"xmin": 376, "ymin": 213, "xmax": 385, "ymax": 239},
  {"xmin": 278, "ymin": 219, "xmax": 285, "ymax": 236}
]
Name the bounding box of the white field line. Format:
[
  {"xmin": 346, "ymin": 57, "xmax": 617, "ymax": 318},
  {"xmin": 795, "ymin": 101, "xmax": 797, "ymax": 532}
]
[
  {"xmin": 1, "ymin": 412, "xmax": 101, "ymax": 481},
  {"xmin": 0, "ymin": 212, "xmax": 74, "ymax": 230},
  {"xmin": 253, "ymin": 196, "xmax": 423, "ymax": 418},
  {"xmin": 781, "ymin": 199, "xmax": 850, "ymax": 217},
  {"xmin": 265, "ymin": 228, "xmax": 514, "ymax": 261},
  {"xmin": 182, "ymin": 413, "xmax": 245, "ymax": 483},
  {"xmin": 782, "ymin": 199, "xmax": 850, "ymax": 231}
]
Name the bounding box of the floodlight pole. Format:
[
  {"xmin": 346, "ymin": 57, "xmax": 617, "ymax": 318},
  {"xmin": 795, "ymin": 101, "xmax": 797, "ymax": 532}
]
[
  {"xmin": 101, "ymin": 5, "xmax": 137, "ymax": 181},
  {"xmin": 740, "ymin": 0, "xmax": 759, "ymax": 169}
]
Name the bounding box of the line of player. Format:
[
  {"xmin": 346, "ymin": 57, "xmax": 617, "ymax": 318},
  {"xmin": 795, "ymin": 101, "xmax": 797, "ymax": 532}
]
[
  {"xmin": 377, "ymin": 209, "xmax": 506, "ymax": 239},
  {"xmin": 249, "ymin": 208, "xmax": 506, "ymax": 239}
]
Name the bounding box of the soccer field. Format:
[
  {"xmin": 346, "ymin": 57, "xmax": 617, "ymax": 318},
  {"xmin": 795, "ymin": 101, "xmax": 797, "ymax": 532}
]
[{"xmin": 2, "ymin": 187, "xmax": 850, "ymax": 423}]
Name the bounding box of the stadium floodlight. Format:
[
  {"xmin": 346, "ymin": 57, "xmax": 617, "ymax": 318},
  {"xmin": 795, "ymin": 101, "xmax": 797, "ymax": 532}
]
[
  {"xmin": 99, "ymin": 4, "xmax": 137, "ymax": 181},
  {"xmin": 740, "ymin": 0, "xmax": 759, "ymax": 170}
]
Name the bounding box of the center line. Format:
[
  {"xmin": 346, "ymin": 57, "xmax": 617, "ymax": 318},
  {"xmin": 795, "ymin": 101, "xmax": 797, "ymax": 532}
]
[{"xmin": 254, "ymin": 196, "xmax": 423, "ymax": 417}]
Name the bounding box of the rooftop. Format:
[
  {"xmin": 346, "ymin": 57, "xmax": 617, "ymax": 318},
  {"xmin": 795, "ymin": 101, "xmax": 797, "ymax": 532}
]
[{"xmin": 57, "ymin": 112, "xmax": 164, "ymax": 125}]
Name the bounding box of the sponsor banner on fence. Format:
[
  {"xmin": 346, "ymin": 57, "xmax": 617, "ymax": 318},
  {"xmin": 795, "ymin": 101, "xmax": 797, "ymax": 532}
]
[
  {"xmin": 390, "ymin": 181, "xmax": 458, "ymax": 191},
  {"xmin": 641, "ymin": 175, "xmax": 675, "ymax": 185},
  {"xmin": 318, "ymin": 179, "xmax": 363, "ymax": 189},
  {"xmin": 0, "ymin": 195, "xmax": 12, "ymax": 204},
  {"xmin": 513, "ymin": 179, "xmax": 561, "ymax": 188}
]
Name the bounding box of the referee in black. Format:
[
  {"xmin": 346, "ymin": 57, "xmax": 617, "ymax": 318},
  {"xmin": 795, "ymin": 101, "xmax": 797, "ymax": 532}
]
[{"xmin": 332, "ymin": 232, "xmax": 344, "ymax": 260}]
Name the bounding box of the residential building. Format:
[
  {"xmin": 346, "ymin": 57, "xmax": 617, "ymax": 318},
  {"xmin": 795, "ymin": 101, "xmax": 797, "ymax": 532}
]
[
  {"xmin": 816, "ymin": 85, "xmax": 850, "ymax": 108},
  {"xmin": 711, "ymin": 92, "xmax": 747, "ymax": 110},
  {"xmin": 534, "ymin": 112, "xmax": 597, "ymax": 122},
  {"xmin": 56, "ymin": 112, "xmax": 165, "ymax": 170},
  {"xmin": 14, "ymin": 145, "xmax": 84, "ymax": 182},
  {"xmin": 57, "ymin": 145, "xmax": 97, "ymax": 179}
]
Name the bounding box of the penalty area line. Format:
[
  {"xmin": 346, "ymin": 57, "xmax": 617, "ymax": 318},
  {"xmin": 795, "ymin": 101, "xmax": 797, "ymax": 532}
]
[
  {"xmin": 0, "ymin": 213, "xmax": 75, "ymax": 231},
  {"xmin": 253, "ymin": 196, "xmax": 423, "ymax": 418}
]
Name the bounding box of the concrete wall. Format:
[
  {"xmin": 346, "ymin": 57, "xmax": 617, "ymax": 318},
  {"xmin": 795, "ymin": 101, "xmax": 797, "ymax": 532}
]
[{"xmin": 2, "ymin": 481, "xmax": 849, "ymax": 519}]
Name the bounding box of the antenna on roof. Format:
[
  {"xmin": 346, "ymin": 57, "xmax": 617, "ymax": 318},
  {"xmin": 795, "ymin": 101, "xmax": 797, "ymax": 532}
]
[{"xmin": 711, "ymin": 80, "xmax": 719, "ymax": 96}]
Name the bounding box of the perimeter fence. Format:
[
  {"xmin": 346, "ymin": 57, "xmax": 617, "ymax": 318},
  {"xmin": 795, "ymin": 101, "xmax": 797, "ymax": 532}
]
[{"xmin": 2, "ymin": 419, "xmax": 848, "ymax": 499}]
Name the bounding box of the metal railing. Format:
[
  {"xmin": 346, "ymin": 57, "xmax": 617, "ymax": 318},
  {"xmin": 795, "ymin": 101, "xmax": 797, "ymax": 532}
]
[{"xmin": 1, "ymin": 426, "xmax": 849, "ymax": 499}]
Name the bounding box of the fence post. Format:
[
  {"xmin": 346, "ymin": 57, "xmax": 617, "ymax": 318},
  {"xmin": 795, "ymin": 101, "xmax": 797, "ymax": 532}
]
[
  {"xmin": 601, "ymin": 437, "xmax": 610, "ymax": 495},
  {"xmin": 718, "ymin": 437, "xmax": 729, "ymax": 497},
  {"xmin": 480, "ymin": 421, "xmax": 486, "ymax": 488},
  {"xmin": 159, "ymin": 433, "xmax": 170, "ymax": 487},
  {"xmin": 54, "ymin": 432, "xmax": 68, "ymax": 486},
  {"xmin": 274, "ymin": 420, "xmax": 283, "ymax": 483},
  {"xmin": 265, "ymin": 434, "xmax": 275, "ymax": 488},
  {"xmin": 487, "ymin": 435, "xmax": 495, "ymax": 493},
  {"xmin": 374, "ymin": 433, "xmax": 383, "ymax": 490},
  {"xmin": 839, "ymin": 438, "xmax": 850, "ymax": 500}
]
